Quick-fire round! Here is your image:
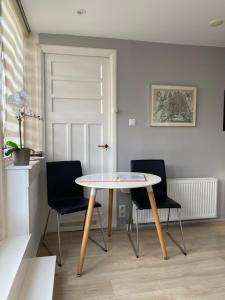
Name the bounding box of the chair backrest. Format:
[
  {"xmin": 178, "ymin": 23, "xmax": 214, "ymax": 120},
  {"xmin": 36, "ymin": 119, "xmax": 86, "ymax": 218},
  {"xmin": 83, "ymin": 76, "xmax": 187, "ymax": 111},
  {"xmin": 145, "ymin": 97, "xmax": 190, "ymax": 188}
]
[
  {"xmin": 130, "ymin": 159, "xmax": 167, "ymax": 201},
  {"xmin": 46, "ymin": 161, "xmax": 84, "ymax": 205}
]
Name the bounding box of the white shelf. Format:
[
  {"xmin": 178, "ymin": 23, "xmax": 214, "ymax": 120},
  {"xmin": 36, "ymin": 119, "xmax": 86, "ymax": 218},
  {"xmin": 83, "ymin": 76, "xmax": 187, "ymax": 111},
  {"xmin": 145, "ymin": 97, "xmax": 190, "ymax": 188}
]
[
  {"xmin": 18, "ymin": 256, "xmax": 56, "ymax": 300},
  {"xmin": 6, "ymin": 160, "xmax": 41, "ymax": 170},
  {"xmin": 0, "ymin": 235, "xmax": 30, "ymax": 300}
]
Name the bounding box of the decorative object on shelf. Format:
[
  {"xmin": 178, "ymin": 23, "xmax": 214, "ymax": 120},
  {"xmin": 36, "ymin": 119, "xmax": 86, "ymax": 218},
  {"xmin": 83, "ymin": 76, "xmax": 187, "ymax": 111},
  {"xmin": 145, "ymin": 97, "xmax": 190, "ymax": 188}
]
[
  {"xmin": 5, "ymin": 90, "xmax": 42, "ymax": 166},
  {"xmin": 30, "ymin": 151, "xmax": 43, "ymax": 157},
  {"xmin": 150, "ymin": 85, "xmax": 197, "ymax": 127},
  {"xmin": 30, "ymin": 151, "xmax": 44, "ymax": 161}
]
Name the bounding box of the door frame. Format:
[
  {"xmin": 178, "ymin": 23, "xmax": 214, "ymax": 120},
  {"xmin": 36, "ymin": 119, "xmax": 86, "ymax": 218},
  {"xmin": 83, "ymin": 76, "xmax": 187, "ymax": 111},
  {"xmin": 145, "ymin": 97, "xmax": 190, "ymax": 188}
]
[{"xmin": 40, "ymin": 44, "xmax": 117, "ymax": 228}]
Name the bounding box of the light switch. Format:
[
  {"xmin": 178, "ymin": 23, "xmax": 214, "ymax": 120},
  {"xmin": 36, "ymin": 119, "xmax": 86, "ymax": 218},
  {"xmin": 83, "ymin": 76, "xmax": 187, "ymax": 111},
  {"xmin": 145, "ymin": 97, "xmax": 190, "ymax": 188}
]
[{"xmin": 129, "ymin": 119, "xmax": 136, "ymax": 126}]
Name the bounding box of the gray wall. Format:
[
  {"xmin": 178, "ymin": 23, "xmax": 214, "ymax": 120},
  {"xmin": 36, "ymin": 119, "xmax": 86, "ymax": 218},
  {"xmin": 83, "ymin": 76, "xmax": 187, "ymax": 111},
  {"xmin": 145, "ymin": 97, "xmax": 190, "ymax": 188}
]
[{"xmin": 39, "ymin": 33, "xmax": 225, "ymax": 226}]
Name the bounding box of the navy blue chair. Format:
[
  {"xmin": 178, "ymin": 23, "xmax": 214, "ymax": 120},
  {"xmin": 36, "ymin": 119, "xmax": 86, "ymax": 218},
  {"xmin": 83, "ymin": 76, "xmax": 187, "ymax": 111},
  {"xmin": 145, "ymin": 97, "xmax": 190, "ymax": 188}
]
[
  {"xmin": 42, "ymin": 161, "xmax": 107, "ymax": 266},
  {"xmin": 128, "ymin": 159, "xmax": 187, "ymax": 258}
]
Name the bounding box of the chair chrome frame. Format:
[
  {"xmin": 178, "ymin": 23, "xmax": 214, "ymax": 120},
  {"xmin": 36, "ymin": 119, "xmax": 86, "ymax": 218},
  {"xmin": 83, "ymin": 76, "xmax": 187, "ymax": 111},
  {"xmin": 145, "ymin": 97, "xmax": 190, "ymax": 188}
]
[
  {"xmin": 127, "ymin": 206, "xmax": 140, "ymax": 258},
  {"xmin": 127, "ymin": 204, "xmax": 187, "ymax": 258},
  {"xmin": 166, "ymin": 208, "xmax": 187, "ymax": 256},
  {"xmin": 42, "ymin": 207, "xmax": 107, "ymax": 267}
]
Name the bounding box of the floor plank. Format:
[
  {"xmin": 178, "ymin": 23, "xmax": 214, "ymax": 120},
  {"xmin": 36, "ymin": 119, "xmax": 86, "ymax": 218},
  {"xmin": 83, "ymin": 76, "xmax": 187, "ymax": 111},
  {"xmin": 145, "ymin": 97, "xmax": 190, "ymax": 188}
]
[{"xmin": 38, "ymin": 221, "xmax": 225, "ymax": 300}]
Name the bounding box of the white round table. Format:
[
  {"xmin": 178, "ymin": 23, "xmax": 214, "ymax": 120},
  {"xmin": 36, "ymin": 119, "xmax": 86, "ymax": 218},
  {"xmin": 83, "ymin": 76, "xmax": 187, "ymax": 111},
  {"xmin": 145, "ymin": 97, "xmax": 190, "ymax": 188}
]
[{"xmin": 75, "ymin": 172, "xmax": 168, "ymax": 275}]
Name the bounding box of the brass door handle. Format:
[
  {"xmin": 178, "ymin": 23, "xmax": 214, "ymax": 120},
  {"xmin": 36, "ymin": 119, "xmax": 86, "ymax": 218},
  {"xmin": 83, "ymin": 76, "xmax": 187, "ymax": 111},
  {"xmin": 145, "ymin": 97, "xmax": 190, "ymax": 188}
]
[{"xmin": 98, "ymin": 144, "xmax": 109, "ymax": 149}]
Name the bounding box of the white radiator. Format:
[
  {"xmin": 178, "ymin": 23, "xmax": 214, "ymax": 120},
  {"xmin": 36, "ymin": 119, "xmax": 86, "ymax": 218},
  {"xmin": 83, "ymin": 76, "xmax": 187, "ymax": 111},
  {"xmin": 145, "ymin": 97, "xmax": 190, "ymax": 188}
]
[{"xmin": 133, "ymin": 178, "xmax": 218, "ymax": 223}]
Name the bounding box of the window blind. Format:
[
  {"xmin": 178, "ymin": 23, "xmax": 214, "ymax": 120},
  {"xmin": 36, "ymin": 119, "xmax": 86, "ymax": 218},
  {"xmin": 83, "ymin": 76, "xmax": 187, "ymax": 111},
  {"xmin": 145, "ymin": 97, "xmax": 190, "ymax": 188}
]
[
  {"xmin": 1, "ymin": 0, "xmax": 28, "ymax": 144},
  {"xmin": 23, "ymin": 34, "xmax": 42, "ymax": 151},
  {"xmin": 0, "ymin": 0, "xmax": 29, "ymax": 240},
  {"xmin": 0, "ymin": 3, "xmax": 6, "ymax": 239}
]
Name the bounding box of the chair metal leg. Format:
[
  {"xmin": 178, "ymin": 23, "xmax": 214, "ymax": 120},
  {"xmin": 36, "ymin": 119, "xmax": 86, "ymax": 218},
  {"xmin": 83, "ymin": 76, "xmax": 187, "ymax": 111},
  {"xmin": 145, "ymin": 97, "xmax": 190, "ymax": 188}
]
[
  {"xmin": 86, "ymin": 207, "xmax": 108, "ymax": 252},
  {"xmin": 127, "ymin": 205, "xmax": 140, "ymax": 258},
  {"xmin": 166, "ymin": 208, "xmax": 187, "ymax": 256},
  {"xmin": 135, "ymin": 208, "xmax": 139, "ymax": 256},
  {"xmin": 57, "ymin": 213, "xmax": 62, "ymax": 266},
  {"xmin": 177, "ymin": 208, "xmax": 187, "ymax": 255},
  {"xmin": 42, "ymin": 209, "xmax": 62, "ymax": 267},
  {"xmin": 96, "ymin": 207, "xmax": 108, "ymax": 251},
  {"xmin": 166, "ymin": 208, "xmax": 170, "ymax": 231},
  {"xmin": 42, "ymin": 209, "xmax": 53, "ymax": 255},
  {"xmin": 126, "ymin": 202, "xmax": 133, "ymax": 233},
  {"xmin": 42, "ymin": 208, "xmax": 51, "ymax": 243}
]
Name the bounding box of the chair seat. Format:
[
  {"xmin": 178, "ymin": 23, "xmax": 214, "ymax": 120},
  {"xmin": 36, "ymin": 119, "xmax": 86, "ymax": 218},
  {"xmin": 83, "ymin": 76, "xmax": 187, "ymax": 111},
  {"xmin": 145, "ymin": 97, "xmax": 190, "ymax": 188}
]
[
  {"xmin": 49, "ymin": 196, "xmax": 101, "ymax": 215},
  {"xmin": 131, "ymin": 189, "xmax": 181, "ymax": 210}
]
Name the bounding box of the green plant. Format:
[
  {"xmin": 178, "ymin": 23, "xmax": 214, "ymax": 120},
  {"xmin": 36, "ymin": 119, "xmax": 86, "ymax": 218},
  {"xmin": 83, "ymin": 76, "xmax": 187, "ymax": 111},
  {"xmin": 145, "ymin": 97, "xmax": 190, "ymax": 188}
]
[
  {"xmin": 5, "ymin": 141, "xmax": 19, "ymax": 156},
  {"xmin": 5, "ymin": 141, "xmax": 34, "ymax": 157}
]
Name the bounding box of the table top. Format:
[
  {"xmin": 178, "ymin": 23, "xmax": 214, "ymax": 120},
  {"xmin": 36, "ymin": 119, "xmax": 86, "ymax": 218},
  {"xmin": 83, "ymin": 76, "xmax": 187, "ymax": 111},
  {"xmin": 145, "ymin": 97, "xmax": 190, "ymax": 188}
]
[{"xmin": 75, "ymin": 172, "xmax": 161, "ymax": 189}]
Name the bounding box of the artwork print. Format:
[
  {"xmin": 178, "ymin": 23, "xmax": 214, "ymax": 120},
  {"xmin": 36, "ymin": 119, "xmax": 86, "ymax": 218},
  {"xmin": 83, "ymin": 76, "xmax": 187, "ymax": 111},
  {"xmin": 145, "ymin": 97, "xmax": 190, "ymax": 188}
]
[{"xmin": 150, "ymin": 85, "xmax": 197, "ymax": 126}]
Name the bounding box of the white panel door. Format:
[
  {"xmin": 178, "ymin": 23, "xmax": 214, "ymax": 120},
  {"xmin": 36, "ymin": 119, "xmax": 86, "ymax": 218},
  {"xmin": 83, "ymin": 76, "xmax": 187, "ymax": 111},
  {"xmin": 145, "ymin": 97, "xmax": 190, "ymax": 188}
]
[{"xmin": 44, "ymin": 49, "xmax": 116, "ymax": 229}]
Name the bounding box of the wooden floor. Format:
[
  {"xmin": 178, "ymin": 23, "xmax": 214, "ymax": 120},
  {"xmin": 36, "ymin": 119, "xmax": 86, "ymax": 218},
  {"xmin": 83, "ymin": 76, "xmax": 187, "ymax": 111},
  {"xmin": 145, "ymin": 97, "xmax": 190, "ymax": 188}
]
[{"xmin": 38, "ymin": 221, "xmax": 225, "ymax": 300}]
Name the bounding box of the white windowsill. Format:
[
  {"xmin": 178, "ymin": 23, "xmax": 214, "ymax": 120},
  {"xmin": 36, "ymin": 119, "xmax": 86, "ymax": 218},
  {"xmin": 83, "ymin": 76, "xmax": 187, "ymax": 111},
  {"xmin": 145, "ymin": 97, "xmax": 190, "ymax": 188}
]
[
  {"xmin": 6, "ymin": 159, "xmax": 42, "ymax": 170},
  {"xmin": 4, "ymin": 157, "xmax": 45, "ymax": 170}
]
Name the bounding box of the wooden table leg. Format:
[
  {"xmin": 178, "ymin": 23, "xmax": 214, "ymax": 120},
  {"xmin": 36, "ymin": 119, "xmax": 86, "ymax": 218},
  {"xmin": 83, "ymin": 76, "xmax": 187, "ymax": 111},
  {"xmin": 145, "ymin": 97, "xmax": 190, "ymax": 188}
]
[
  {"xmin": 108, "ymin": 189, "xmax": 113, "ymax": 237},
  {"xmin": 77, "ymin": 187, "xmax": 96, "ymax": 276},
  {"xmin": 146, "ymin": 186, "xmax": 168, "ymax": 259}
]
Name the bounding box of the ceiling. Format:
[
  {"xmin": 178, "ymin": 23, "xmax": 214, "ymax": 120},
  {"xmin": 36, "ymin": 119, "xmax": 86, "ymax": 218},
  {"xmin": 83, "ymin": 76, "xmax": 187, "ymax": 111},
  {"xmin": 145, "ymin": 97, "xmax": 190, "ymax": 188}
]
[{"xmin": 21, "ymin": 0, "xmax": 225, "ymax": 47}]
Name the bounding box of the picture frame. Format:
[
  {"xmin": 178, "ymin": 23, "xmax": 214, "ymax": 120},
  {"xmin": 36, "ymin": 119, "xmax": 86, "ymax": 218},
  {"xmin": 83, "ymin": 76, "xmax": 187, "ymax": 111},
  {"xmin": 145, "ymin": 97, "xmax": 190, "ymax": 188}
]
[{"xmin": 150, "ymin": 85, "xmax": 197, "ymax": 127}]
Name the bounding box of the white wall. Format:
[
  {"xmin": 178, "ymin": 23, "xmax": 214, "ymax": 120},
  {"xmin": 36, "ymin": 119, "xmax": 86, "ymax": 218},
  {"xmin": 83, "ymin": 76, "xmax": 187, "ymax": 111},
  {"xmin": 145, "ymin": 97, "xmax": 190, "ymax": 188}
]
[{"xmin": 39, "ymin": 33, "xmax": 225, "ymax": 226}]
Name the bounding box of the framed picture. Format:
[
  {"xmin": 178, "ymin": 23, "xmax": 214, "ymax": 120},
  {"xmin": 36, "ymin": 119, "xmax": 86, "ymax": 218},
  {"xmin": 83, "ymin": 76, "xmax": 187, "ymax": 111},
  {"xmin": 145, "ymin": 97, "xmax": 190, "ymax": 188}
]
[{"xmin": 150, "ymin": 85, "xmax": 197, "ymax": 127}]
